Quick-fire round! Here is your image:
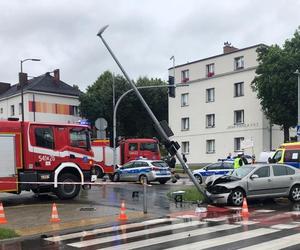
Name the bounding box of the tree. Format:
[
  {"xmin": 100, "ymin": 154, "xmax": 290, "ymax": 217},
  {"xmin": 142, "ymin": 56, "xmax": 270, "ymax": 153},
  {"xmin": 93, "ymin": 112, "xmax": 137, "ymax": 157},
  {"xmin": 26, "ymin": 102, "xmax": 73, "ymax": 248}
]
[
  {"xmin": 251, "ymin": 28, "xmax": 300, "ymax": 142},
  {"xmin": 79, "ymin": 71, "xmax": 168, "ymax": 140}
]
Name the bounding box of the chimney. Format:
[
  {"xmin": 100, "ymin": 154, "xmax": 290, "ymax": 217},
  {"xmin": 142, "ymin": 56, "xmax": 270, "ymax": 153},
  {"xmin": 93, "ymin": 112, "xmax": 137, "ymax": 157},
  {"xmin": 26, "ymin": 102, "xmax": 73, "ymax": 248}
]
[
  {"xmin": 53, "ymin": 69, "xmax": 60, "ymax": 83},
  {"xmin": 223, "ymin": 42, "xmax": 238, "ymax": 54}
]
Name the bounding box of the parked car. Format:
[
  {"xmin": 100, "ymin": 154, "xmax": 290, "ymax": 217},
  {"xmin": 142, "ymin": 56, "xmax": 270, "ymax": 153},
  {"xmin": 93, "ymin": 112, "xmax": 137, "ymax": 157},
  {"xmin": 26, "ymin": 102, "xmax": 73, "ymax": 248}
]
[
  {"xmin": 205, "ymin": 164, "xmax": 300, "ymax": 206},
  {"xmin": 192, "ymin": 161, "xmax": 234, "ymax": 184},
  {"xmin": 112, "ymin": 159, "xmax": 171, "ymax": 184}
]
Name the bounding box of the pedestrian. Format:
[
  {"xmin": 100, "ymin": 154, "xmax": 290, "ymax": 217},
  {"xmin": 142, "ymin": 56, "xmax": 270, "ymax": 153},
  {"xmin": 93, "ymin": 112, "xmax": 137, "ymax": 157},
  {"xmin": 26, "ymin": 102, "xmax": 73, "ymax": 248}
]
[
  {"xmin": 182, "ymin": 153, "xmax": 187, "ymax": 163},
  {"xmin": 227, "ymin": 152, "xmax": 232, "ymax": 159},
  {"xmin": 241, "ymin": 153, "xmax": 248, "ymax": 165}
]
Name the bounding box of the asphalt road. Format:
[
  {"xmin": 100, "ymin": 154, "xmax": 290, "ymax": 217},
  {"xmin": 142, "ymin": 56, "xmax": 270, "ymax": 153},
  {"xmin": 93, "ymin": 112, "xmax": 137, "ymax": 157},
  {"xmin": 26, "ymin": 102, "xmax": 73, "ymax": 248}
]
[{"xmin": 1, "ymin": 178, "xmax": 300, "ymax": 249}]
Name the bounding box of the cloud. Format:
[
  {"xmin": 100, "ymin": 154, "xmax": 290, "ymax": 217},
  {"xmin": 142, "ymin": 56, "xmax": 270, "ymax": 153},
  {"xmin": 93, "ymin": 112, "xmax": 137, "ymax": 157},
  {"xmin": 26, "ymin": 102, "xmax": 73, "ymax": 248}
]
[{"xmin": 0, "ymin": 0, "xmax": 299, "ymax": 90}]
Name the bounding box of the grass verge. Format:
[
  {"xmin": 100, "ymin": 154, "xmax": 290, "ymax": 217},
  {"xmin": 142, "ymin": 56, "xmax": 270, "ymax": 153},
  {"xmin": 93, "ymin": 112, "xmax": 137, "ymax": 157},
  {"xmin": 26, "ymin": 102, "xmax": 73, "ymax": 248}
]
[
  {"xmin": 0, "ymin": 228, "xmax": 19, "ymax": 239},
  {"xmin": 168, "ymin": 186, "xmax": 204, "ymax": 202}
]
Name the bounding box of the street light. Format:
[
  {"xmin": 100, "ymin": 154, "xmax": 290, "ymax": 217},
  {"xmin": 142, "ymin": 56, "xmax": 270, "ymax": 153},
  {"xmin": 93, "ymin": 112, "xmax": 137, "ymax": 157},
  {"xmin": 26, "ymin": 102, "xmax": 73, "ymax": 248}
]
[
  {"xmin": 295, "ymin": 69, "xmax": 300, "ymax": 141},
  {"xmin": 20, "ymin": 58, "xmax": 41, "ymax": 122},
  {"xmin": 97, "ymin": 25, "xmax": 209, "ymax": 202}
]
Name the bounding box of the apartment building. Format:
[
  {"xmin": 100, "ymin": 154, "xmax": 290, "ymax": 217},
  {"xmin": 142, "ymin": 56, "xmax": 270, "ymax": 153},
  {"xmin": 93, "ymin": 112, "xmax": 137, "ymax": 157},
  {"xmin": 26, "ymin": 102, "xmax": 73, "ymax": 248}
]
[
  {"xmin": 0, "ymin": 69, "xmax": 82, "ymax": 123},
  {"xmin": 168, "ymin": 43, "xmax": 285, "ymax": 164}
]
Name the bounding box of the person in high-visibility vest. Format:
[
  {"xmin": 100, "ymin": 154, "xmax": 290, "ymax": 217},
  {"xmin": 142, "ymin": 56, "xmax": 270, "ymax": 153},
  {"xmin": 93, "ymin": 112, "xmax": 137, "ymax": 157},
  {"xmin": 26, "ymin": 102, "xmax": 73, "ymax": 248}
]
[{"xmin": 234, "ymin": 153, "xmax": 243, "ymax": 169}]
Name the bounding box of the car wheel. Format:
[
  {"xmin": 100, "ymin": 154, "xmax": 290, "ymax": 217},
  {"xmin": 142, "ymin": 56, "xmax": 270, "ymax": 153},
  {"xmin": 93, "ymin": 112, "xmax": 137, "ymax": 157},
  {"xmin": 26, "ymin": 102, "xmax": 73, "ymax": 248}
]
[
  {"xmin": 94, "ymin": 166, "xmax": 105, "ymax": 178},
  {"xmin": 55, "ymin": 173, "xmax": 80, "ymax": 200},
  {"xmin": 229, "ymin": 188, "xmax": 245, "ymax": 206},
  {"xmin": 194, "ymin": 174, "xmax": 202, "ymax": 184},
  {"xmin": 289, "ymin": 185, "xmax": 300, "ymax": 202},
  {"xmin": 139, "ymin": 175, "xmax": 149, "ymax": 184},
  {"xmin": 113, "ymin": 173, "xmax": 120, "ymax": 182},
  {"xmin": 159, "ymin": 180, "xmax": 167, "ymax": 184}
]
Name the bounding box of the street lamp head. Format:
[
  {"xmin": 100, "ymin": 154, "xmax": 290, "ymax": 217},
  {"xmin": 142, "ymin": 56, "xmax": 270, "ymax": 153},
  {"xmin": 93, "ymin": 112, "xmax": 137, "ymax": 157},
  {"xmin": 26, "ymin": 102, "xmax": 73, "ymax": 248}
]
[
  {"xmin": 31, "ymin": 58, "xmax": 41, "ymax": 62},
  {"xmin": 97, "ymin": 25, "xmax": 109, "ymax": 37}
]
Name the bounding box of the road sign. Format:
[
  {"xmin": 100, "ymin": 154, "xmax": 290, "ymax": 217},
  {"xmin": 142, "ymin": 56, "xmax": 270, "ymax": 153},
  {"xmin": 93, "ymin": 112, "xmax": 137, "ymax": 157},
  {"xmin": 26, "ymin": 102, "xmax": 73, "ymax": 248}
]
[{"xmin": 95, "ymin": 118, "xmax": 108, "ymax": 130}]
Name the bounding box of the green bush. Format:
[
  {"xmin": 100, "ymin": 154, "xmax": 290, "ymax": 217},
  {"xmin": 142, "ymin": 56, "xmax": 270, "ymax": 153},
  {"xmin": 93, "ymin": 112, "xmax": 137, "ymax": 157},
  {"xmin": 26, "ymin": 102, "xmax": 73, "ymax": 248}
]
[{"xmin": 168, "ymin": 187, "xmax": 204, "ymax": 202}]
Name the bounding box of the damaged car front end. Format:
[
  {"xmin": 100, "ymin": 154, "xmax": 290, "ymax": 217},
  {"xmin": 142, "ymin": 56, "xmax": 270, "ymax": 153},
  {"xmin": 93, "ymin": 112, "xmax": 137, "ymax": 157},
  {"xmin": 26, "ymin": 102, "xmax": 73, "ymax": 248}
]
[{"xmin": 205, "ymin": 166, "xmax": 256, "ymax": 206}]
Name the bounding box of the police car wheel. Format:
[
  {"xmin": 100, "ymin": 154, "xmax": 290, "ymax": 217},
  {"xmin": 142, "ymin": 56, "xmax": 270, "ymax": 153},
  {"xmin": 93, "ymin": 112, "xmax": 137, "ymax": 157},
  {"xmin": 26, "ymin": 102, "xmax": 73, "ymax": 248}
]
[
  {"xmin": 194, "ymin": 174, "xmax": 202, "ymax": 184},
  {"xmin": 113, "ymin": 173, "xmax": 120, "ymax": 182},
  {"xmin": 139, "ymin": 175, "xmax": 149, "ymax": 184}
]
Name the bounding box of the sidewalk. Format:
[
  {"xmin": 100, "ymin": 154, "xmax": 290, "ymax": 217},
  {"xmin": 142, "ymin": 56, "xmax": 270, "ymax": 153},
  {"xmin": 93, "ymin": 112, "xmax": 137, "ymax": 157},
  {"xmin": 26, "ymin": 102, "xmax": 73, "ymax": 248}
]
[{"xmin": 0, "ymin": 197, "xmax": 157, "ymax": 238}]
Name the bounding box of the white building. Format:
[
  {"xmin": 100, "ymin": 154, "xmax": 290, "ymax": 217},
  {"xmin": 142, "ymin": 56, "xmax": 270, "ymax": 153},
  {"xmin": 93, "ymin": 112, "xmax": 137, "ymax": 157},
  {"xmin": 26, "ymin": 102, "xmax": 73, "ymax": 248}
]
[
  {"xmin": 0, "ymin": 69, "xmax": 81, "ymax": 123},
  {"xmin": 168, "ymin": 43, "xmax": 286, "ymax": 164}
]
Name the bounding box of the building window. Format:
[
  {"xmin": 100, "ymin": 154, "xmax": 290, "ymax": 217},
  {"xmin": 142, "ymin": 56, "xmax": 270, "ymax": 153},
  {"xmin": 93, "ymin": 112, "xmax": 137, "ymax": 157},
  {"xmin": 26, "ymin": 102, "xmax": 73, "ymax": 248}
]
[
  {"xmin": 181, "ymin": 117, "xmax": 190, "ymax": 131},
  {"xmin": 234, "ymin": 56, "xmax": 244, "ymax": 70},
  {"xmin": 206, "ymin": 63, "xmax": 215, "ymax": 77},
  {"xmin": 206, "ymin": 114, "xmax": 215, "ymax": 128},
  {"xmin": 206, "ymin": 139, "xmax": 215, "ymax": 154},
  {"xmin": 234, "ymin": 82, "xmax": 244, "ymax": 97},
  {"xmin": 206, "ymin": 88, "xmax": 215, "ymax": 102},
  {"xmin": 181, "ymin": 70, "xmax": 189, "ymax": 83},
  {"xmin": 182, "ymin": 141, "xmax": 189, "ymax": 154},
  {"xmin": 181, "ymin": 93, "xmax": 189, "ymax": 107},
  {"xmin": 10, "ymin": 105, "xmax": 15, "ymax": 116},
  {"xmin": 234, "ymin": 137, "xmax": 244, "ymax": 151},
  {"xmin": 0, "ymin": 108, "xmax": 3, "ymax": 114},
  {"xmin": 19, "ymin": 103, "xmax": 23, "ymax": 115},
  {"xmin": 234, "ymin": 110, "xmax": 244, "ymax": 124}
]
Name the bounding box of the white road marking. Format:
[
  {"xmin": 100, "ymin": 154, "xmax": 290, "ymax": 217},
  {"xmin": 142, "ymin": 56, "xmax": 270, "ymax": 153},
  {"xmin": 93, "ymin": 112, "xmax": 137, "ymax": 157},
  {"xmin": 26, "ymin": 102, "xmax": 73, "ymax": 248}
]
[
  {"xmin": 203, "ymin": 216, "xmax": 229, "ymax": 222},
  {"xmin": 270, "ymin": 223, "xmax": 300, "ymax": 229},
  {"xmin": 45, "ymin": 218, "xmax": 178, "ymax": 242},
  {"xmin": 166, "ymin": 228, "xmax": 278, "ymax": 250},
  {"xmin": 68, "ymin": 220, "xmax": 206, "ymax": 248},
  {"xmin": 96, "ymin": 224, "xmax": 240, "ymax": 250},
  {"xmin": 239, "ymin": 233, "xmax": 300, "ymax": 250},
  {"xmin": 234, "ymin": 220, "xmax": 259, "ymax": 225},
  {"xmin": 255, "ymin": 209, "xmax": 275, "ymax": 213}
]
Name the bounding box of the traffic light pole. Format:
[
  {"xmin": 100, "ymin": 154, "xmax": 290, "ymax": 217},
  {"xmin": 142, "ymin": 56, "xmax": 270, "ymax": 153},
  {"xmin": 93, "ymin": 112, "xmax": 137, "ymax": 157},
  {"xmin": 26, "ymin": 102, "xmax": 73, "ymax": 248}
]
[{"xmin": 97, "ymin": 25, "xmax": 209, "ymax": 203}]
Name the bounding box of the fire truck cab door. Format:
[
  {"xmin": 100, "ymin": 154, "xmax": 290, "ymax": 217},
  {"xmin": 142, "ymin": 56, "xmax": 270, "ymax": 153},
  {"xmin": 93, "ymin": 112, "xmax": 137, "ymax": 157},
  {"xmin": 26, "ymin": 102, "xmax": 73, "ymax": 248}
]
[{"xmin": 30, "ymin": 125, "xmax": 56, "ymax": 169}]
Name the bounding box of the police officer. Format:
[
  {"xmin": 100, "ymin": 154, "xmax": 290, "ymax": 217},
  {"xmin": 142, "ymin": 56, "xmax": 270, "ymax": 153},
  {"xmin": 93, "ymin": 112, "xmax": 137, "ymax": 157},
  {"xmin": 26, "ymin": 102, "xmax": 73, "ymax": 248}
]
[{"xmin": 234, "ymin": 153, "xmax": 243, "ymax": 169}]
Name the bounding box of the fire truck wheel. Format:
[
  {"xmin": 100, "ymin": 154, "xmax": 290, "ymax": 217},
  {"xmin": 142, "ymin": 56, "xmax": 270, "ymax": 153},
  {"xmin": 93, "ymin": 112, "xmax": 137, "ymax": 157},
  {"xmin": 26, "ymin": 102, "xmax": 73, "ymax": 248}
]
[
  {"xmin": 56, "ymin": 173, "xmax": 80, "ymax": 200},
  {"xmin": 94, "ymin": 166, "xmax": 105, "ymax": 178}
]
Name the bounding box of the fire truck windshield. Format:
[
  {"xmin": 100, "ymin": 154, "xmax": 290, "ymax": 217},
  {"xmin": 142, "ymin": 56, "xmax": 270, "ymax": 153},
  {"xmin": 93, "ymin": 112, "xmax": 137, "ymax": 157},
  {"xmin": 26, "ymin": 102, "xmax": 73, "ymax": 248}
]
[
  {"xmin": 140, "ymin": 142, "xmax": 158, "ymax": 152},
  {"xmin": 70, "ymin": 128, "xmax": 91, "ymax": 150}
]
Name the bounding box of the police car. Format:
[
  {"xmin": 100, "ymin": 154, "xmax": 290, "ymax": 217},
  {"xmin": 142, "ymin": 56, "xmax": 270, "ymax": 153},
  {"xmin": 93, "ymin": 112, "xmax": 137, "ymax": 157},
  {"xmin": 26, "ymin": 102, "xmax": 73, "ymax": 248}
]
[
  {"xmin": 192, "ymin": 161, "xmax": 234, "ymax": 184},
  {"xmin": 112, "ymin": 159, "xmax": 171, "ymax": 184}
]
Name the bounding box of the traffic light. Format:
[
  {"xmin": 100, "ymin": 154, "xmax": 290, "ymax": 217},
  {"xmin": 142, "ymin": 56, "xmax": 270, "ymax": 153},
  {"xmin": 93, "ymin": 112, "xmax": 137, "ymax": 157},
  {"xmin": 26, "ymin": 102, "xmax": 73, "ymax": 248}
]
[{"xmin": 168, "ymin": 75, "xmax": 175, "ymax": 98}]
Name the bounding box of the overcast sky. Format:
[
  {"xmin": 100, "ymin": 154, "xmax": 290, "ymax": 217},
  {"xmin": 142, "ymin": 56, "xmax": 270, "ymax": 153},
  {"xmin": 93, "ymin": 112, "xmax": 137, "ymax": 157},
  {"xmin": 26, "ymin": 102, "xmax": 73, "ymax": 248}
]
[{"xmin": 0, "ymin": 0, "xmax": 299, "ymax": 91}]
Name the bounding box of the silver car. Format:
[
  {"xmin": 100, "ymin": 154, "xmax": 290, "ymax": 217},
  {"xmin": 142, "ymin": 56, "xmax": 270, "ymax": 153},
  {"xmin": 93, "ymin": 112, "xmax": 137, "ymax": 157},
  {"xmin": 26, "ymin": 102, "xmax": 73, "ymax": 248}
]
[
  {"xmin": 113, "ymin": 159, "xmax": 171, "ymax": 184},
  {"xmin": 205, "ymin": 164, "xmax": 300, "ymax": 206}
]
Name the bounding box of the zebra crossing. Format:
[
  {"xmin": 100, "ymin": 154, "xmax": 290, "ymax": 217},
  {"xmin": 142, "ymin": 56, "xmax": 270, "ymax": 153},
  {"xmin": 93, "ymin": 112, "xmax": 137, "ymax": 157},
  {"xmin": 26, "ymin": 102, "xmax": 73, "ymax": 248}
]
[{"xmin": 44, "ymin": 211, "xmax": 300, "ymax": 250}]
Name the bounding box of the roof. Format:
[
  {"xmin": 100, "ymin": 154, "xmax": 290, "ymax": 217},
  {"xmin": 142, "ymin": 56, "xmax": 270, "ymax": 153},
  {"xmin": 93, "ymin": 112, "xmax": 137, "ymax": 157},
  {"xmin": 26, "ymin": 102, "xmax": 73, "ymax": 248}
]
[
  {"xmin": 168, "ymin": 44, "xmax": 266, "ymax": 70},
  {"xmin": 0, "ymin": 72, "xmax": 82, "ymax": 99}
]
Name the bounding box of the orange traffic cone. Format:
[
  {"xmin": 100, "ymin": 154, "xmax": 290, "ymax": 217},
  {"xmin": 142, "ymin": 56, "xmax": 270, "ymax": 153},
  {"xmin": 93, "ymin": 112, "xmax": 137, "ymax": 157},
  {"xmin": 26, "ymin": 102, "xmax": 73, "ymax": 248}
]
[
  {"xmin": 118, "ymin": 200, "xmax": 128, "ymax": 221},
  {"xmin": 50, "ymin": 203, "xmax": 61, "ymax": 223},
  {"xmin": 0, "ymin": 202, "xmax": 7, "ymax": 224},
  {"xmin": 241, "ymin": 197, "xmax": 250, "ymax": 218}
]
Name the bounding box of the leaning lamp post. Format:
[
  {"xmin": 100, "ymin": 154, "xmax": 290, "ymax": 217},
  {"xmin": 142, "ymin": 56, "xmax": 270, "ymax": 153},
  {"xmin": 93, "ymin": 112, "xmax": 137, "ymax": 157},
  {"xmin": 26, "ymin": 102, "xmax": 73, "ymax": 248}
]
[
  {"xmin": 97, "ymin": 25, "xmax": 209, "ymax": 202},
  {"xmin": 20, "ymin": 58, "xmax": 41, "ymax": 122}
]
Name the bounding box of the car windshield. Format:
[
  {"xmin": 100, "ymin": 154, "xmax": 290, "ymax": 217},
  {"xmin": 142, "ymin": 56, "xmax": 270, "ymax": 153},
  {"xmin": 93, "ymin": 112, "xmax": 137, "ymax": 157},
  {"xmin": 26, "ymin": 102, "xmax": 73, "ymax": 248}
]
[{"xmin": 231, "ymin": 166, "xmax": 255, "ymax": 178}]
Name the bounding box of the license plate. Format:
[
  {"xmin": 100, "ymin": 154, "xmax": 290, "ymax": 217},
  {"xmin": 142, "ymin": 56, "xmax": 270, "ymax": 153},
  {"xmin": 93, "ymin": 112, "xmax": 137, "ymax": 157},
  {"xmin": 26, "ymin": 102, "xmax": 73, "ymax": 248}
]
[{"xmin": 91, "ymin": 175, "xmax": 97, "ymax": 182}]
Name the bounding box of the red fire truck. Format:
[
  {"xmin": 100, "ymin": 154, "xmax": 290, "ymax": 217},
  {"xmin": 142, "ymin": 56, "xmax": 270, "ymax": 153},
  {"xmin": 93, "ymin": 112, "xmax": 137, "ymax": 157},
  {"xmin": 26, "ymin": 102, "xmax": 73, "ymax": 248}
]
[
  {"xmin": 92, "ymin": 138, "xmax": 161, "ymax": 178},
  {"xmin": 0, "ymin": 120, "xmax": 97, "ymax": 199}
]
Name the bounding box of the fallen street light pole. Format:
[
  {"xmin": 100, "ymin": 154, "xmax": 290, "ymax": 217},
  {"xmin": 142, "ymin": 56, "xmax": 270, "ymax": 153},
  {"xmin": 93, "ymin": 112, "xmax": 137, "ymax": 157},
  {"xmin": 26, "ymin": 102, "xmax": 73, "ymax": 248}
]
[{"xmin": 97, "ymin": 25, "xmax": 210, "ymax": 203}]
